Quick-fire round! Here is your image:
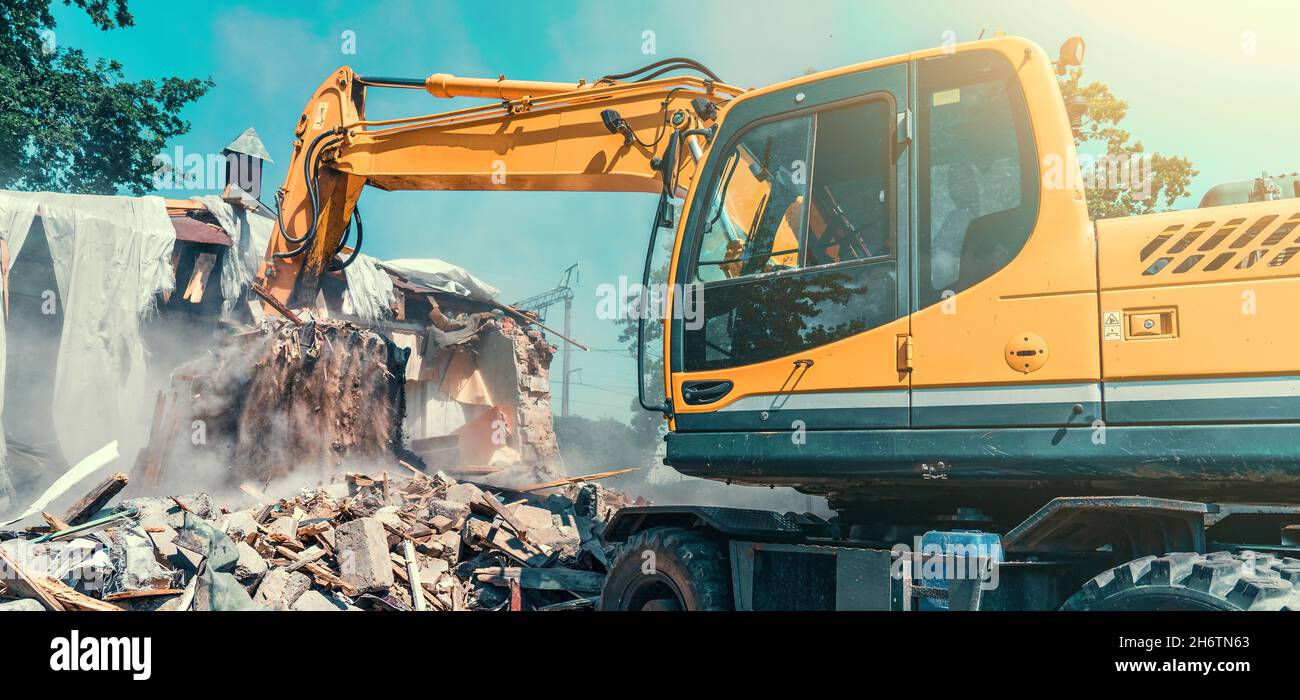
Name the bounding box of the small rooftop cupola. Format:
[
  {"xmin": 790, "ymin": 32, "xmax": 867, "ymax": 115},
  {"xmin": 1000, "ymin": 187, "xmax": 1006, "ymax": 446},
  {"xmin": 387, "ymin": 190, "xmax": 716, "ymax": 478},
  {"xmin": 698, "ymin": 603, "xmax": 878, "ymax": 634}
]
[{"xmin": 221, "ymin": 127, "xmax": 273, "ymax": 199}]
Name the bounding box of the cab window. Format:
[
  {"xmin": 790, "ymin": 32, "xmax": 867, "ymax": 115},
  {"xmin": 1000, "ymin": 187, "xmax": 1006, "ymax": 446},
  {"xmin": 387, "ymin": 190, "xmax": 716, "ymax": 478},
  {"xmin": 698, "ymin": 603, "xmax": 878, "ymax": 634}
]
[
  {"xmin": 685, "ymin": 97, "xmax": 897, "ymax": 372},
  {"xmin": 917, "ymin": 50, "xmax": 1038, "ymax": 307}
]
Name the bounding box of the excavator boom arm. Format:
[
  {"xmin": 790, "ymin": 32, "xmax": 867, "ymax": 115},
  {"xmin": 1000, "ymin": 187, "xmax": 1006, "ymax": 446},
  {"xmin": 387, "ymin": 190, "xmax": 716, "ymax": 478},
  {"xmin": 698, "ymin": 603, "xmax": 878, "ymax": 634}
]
[{"xmin": 259, "ymin": 64, "xmax": 742, "ymax": 306}]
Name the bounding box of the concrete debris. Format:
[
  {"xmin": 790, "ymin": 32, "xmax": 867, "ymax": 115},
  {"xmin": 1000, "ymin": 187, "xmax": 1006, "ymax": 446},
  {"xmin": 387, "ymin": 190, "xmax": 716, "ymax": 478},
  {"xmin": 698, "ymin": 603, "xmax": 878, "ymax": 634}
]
[
  {"xmin": 291, "ymin": 589, "xmax": 352, "ymax": 611},
  {"xmin": 223, "ymin": 510, "xmax": 259, "ymax": 544},
  {"xmin": 233, "ymin": 542, "xmax": 268, "ymax": 586},
  {"xmin": 253, "ymin": 567, "xmax": 313, "ymax": 610},
  {"xmin": 335, "ymin": 517, "xmax": 394, "ymax": 593},
  {"xmin": 0, "ymin": 598, "xmax": 45, "ymax": 612},
  {"xmin": 0, "ymin": 464, "xmax": 638, "ymax": 612}
]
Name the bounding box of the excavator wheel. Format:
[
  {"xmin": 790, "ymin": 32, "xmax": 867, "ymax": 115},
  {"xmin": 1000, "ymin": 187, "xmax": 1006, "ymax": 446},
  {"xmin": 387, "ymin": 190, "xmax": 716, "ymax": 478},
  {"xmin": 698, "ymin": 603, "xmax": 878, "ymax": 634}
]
[
  {"xmin": 600, "ymin": 527, "xmax": 733, "ymax": 611},
  {"xmin": 1062, "ymin": 551, "xmax": 1300, "ymax": 611}
]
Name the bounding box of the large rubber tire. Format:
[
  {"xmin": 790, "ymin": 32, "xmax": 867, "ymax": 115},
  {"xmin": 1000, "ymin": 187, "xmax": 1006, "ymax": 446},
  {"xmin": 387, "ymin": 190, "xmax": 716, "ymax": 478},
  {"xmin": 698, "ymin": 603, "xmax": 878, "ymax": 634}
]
[
  {"xmin": 1062, "ymin": 551, "xmax": 1300, "ymax": 611},
  {"xmin": 600, "ymin": 527, "xmax": 733, "ymax": 611}
]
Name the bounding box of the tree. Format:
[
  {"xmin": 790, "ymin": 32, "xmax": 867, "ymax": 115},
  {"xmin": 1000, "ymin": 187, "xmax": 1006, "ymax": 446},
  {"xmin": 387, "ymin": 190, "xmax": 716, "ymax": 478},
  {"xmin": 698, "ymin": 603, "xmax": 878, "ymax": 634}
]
[
  {"xmin": 1058, "ymin": 67, "xmax": 1198, "ymax": 219},
  {"xmin": 0, "ymin": 0, "xmax": 212, "ymax": 195},
  {"xmin": 553, "ymin": 415, "xmax": 648, "ymax": 472}
]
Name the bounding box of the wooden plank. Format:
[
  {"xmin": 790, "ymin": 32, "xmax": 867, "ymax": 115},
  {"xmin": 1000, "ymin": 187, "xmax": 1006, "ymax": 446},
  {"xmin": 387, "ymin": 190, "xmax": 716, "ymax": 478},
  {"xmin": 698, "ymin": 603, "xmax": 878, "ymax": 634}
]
[
  {"xmin": 36, "ymin": 575, "xmax": 123, "ymax": 611},
  {"xmin": 0, "ymin": 546, "xmax": 65, "ymax": 611},
  {"xmin": 463, "ymin": 519, "xmax": 549, "ymax": 567},
  {"xmin": 102, "ymin": 588, "xmax": 185, "ymax": 602},
  {"xmin": 147, "ymin": 392, "xmax": 181, "ymax": 493},
  {"xmin": 133, "ymin": 392, "xmax": 166, "ymax": 483},
  {"xmin": 473, "ymin": 566, "xmax": 605, "ymax": 593},
  {"xmin": 251, "ymin": 283, "xmax": 304, "ymax": 325},
  {"xmin": 240, "ymin": 483, "xmax": 274, "ymax": 506},
  {"xmin": 284, "ymin": 546, "xmax": 325, "ymax": 572},
  {"xmin": 477, "ymin": 492, "xmax": 534, "ymax": 546},
  {"xmin": 60, "ymin": 472, "xmax": 129, "ymax": 526},
  {"xmin": 518, "ymin": 468, "xmax": 637, "ymax": 493},
  {"xmin": 276, "ymin": 545, "xmax": 358, "ymax": 596},
  {"xmin": 42, "ymin": 512, "xmax": 71, "ymax": 532}
]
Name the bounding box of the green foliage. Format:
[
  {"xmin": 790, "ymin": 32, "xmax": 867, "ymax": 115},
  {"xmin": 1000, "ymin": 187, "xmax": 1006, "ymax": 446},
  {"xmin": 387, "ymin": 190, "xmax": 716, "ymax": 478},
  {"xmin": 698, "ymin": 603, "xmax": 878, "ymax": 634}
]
[
  {"xmin": 1058, "ymin": 67, "xmax": 1197, "ymax": 219},
  {"xmin": 0, "ymin": 0, "xmax": 212, "ymax": 195}
]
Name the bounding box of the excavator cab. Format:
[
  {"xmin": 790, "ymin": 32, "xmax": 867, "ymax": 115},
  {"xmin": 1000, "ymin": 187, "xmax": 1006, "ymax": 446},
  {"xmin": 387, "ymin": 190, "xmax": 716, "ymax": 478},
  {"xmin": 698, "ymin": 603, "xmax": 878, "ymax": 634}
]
[{"xmin": 653, "ymin": 40, "xmax": 1086, "ymax": 508}]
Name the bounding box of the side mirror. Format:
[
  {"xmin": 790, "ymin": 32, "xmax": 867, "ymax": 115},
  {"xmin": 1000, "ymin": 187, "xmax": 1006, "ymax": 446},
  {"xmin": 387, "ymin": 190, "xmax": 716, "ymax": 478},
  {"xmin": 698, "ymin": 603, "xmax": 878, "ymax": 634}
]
[{"xmin": 1056, "ymin": 36, "xmax": 1086, "ymax": 75}]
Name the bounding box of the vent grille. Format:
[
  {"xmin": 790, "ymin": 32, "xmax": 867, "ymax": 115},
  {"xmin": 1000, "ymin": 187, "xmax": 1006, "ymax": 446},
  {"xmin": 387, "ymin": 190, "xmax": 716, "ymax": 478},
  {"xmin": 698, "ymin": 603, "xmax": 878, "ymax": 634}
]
[{"xmin": 1138, "ymin": 212, "xmax": 1300, "ymax": 276}]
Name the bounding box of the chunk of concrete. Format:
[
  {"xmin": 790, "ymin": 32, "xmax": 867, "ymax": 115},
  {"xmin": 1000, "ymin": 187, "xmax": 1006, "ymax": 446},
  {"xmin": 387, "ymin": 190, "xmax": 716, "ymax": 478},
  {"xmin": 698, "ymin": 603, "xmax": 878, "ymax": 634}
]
[
  {"xmin": 290, "ymin": 589, "xmax": 352, "ymax": 611},
  {"xmin": 436, "ymin": 531, "xmax": 462, "ymax": 564},
  {"xmin": 233, "ymin": 542, "xmax": 268, "ymax": 587},
  {"xmin": 121, "ymin": 493, "xmax": 217, "ymax": 530},
  {"xmin": 252, "ymin": 568, "xmax": 312, "ymax": 610},
  {"xmin": 317, "ymin": 482, "xmax": 351, "ymax": 500},
  {"xmin": 373, "ymin": 505, "xmax": 405, "ymax": 531},
  {"xmin": 507, "ymin": 503, "xmax": 580, "ymax": 553},
  {"xmin": 443, "ymin": 482, "xmax": 483, "ymax": 508},
  {"xmin": 0, "ymin": 599, "xmax": 45, "ymax": 612},
  {"xmin": 426, "ymin": 498, "xmax": 470, "ymax": 523},
  {"xmin": 335, "ymin": 517, "xmax": 394, "ymax": 593},
  {"xmin": 223, "ymin": 510, "xmax": 259, "ymax": 543},
  {"xmin": 420, "ymin": 558, "xmax": 449, "ymax": 587},
  {"xmin": 265, "ymin": 514, "xmax": 298, "ymax": 541}
]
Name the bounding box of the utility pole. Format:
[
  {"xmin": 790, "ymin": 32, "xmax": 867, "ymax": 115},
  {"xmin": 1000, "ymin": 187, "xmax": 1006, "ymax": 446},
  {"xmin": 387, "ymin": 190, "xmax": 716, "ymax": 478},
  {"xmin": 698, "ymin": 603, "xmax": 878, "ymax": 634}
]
[
  {"xmin": 512, "ymin": 263, "xmax": 579, "ymax": 416},
  {"xmin": 562, "ymin": 289, "xmax": 573, "ymax": 416}
]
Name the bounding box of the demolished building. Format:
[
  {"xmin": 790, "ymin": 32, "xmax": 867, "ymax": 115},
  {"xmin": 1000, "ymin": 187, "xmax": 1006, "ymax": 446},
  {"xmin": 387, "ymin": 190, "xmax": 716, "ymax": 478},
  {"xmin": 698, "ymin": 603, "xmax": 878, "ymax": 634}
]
[{"xmin": 0, "ymin": 128, "xmax": 564, "ymax": 519}]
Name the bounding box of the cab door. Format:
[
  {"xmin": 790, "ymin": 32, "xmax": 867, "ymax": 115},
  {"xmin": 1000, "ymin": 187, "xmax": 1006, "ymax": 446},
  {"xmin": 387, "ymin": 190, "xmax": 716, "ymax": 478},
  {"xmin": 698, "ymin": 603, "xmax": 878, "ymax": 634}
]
[
  {"xmin": 668, "ymin": 63, "xmax": 911, "ymax": 433},
  {"xmin": 908, "ymin": 47, "xmax": 1101, "ymax": 428}
]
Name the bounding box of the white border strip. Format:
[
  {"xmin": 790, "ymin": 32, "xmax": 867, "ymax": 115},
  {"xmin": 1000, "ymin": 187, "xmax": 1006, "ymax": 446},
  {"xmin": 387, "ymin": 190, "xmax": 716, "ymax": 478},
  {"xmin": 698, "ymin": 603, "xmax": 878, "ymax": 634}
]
[
  {"xmin": 1106, "ymin": 377, "xmax": 1300, "ymax": 402},
  {"xmin": 913, "ymin": 383, "xmax": 1100, "ymax": 408}
]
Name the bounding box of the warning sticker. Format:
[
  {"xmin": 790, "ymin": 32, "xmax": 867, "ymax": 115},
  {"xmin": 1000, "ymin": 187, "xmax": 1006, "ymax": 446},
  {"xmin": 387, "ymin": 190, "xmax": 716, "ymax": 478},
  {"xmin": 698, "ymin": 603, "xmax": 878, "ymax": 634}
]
[
  {"xmin": 1102, "ymin": 310, "xmax": 1123, "ymax": 341},
  {"xmin": 312, "ymin": 101, "xmax": 329, "ymax": 130}
]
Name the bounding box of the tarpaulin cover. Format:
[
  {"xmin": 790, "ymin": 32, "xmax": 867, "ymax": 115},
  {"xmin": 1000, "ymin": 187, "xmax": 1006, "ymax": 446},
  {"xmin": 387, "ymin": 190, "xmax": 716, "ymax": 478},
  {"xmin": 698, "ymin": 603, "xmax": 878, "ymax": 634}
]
[
  {"xmin": 176, "ymin": 512, "xmax": 257, "ymax": 611},
  {"xmin": 197, "ymin": 191, "xmax": 273, "ymax": 315},
  {"xmin": 0, "ymin": 192, "xmax": 39, "ymax": 511},
  {"xmin": 382, "ymin": 257, "xmax": 500, "ymax": 301},
  {"xmin": 0, "ymin": 190, "xmax": 174, "ymax": 477},
  {"xmin": 342, "ymin": 252, "xmax": 396, "ymax": 324}
]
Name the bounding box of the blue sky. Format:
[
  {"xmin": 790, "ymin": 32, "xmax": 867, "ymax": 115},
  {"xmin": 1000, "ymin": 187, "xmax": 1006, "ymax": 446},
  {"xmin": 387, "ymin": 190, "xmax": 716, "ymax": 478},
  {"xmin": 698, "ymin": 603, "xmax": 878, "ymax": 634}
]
[{"xmin": 48, "ymin": 0, "xmax": 1300, "ymax": 420}]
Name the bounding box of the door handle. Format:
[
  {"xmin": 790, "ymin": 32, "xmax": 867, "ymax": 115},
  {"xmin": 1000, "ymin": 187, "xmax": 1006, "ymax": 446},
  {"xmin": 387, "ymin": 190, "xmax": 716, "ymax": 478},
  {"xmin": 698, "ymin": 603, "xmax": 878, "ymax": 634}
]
[{"xmin": 681, "ymin": 380, "xmax": 734, "ymax": 406}]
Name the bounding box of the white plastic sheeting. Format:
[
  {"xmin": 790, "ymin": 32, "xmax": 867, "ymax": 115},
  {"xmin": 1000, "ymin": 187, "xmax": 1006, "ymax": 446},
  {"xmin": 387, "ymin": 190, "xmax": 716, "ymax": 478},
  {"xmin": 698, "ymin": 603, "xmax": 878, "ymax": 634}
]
[
  {"xmin": 197, "ymin": 191, "xmax": 273, "ymax": 315},
  {"xmin": 342, "ymin": 253, "xmax": 396, "ymax": 324},
  {"xmin": 382, "ymin": 258, "xmax": 500, "ymax": 301},
  {"xmin": 0, "ymin": 191, "xmax": 174, "ymax": 479},
  {"xmin": 0, "ymin": 193, "xmax": 40, "ymax": 511}
]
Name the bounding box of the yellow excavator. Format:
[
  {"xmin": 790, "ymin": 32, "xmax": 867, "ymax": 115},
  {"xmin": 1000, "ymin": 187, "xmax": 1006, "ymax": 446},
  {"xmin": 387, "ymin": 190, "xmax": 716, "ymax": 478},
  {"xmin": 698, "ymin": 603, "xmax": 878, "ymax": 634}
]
[{"xmin": 258, "ymin": 38, "xmax": 1300, "ymax": 611}]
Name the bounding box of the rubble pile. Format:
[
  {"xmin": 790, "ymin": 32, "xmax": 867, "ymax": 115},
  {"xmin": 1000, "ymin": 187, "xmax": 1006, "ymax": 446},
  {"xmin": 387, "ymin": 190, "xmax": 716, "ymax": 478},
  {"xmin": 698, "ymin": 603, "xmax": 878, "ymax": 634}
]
[{"xmin": 0, "ymin": 468, "xmax": 644, "ymax": 612}]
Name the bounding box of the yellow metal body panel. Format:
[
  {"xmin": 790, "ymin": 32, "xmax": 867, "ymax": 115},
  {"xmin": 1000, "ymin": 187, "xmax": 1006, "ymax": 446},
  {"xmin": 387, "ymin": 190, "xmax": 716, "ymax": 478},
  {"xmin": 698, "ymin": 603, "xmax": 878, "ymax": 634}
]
[{"xmin": 1097, "ymin": 201, "xmax": 1300, "ymax": 380}]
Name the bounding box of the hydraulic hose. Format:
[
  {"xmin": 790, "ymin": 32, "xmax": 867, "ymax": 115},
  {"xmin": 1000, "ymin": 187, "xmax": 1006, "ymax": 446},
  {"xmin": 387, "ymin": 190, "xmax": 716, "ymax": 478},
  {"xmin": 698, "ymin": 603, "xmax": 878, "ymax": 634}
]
[
  {"xmin": 275, "ymin": 129, "xmax": 343, "ymax": 259},
  {"xmin": 600, "ymin": 57, "xmax": 722, "ymax": 83}
]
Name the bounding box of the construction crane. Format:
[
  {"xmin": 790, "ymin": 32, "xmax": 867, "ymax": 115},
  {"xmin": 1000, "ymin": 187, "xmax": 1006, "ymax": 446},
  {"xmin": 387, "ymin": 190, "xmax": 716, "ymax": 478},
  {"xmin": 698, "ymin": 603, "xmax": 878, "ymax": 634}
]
[
  {"xmin": 512, "ymin": 263, "xmax": 579, "ymax": 417},
  {"xmin": 253, "ymin": 39, "xmax": 1300, "ymax": 611}
]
